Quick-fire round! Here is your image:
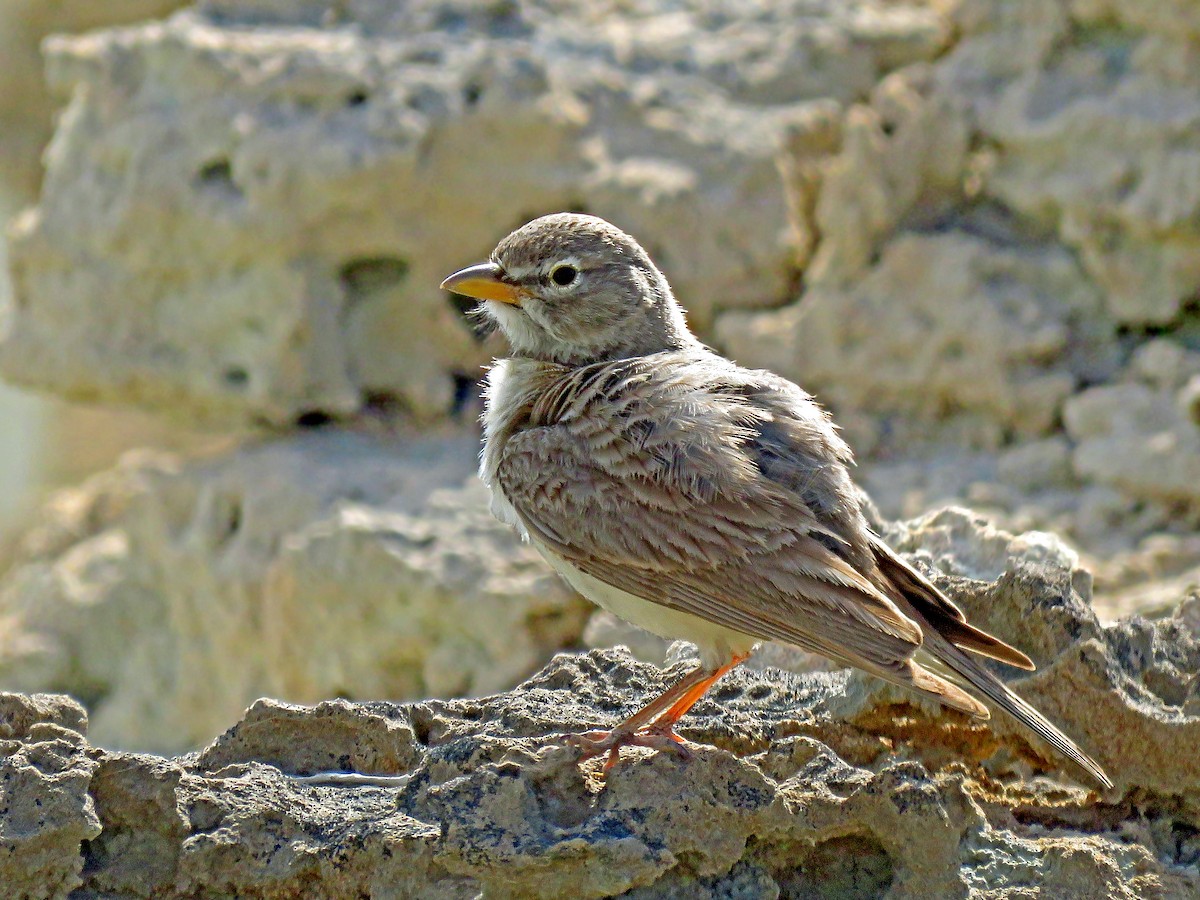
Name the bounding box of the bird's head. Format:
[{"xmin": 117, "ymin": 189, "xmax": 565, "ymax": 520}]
[{"xmin": 441, "ymin": 213, "xmax": 697, "ymax": 365}]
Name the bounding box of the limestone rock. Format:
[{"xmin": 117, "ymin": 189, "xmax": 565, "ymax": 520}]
[
  {"xmin": 952, "ymin": 0, "xmax": 1200, "ymax": 325},
  {"xmin": 0, "ymin": 428, "xmax": 588, "ymax": 753},
  {"xmin": 712, "ymin": 0, "xmax": 1200, "ymax": 513},
  {"xmin": 3, "ymin": 606, "xmax": 1199, "ymax": 898},
  {"xmin": 0, "ymin": 0, "xmax": 948, "ymax": 428},
  {"xmin": 802, "ymin": 63, "xmax": 971, "ymax": 287},
  {"xmin": 1130, "ymin": 338, "xmax": 1200, "ymax": 393},
  {"xmin": 0, "ymin": 0, "xmax": 189, "ymax": 210},
  {"xmin": 717, "ymin": 231, "xmax": 1113, "ymax": 451},
  {"xmin": 1064, "ymin": 382, "xmax": 1200, "ymax": 506},
  {"xmin": 0, "ymin": 692, "xmax": 100, "ymax": 900}
]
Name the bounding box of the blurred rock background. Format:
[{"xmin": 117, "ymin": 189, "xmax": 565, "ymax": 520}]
[{"xmin": 0, "ymin": 0, "xmax": 1198, "ymax": 755}]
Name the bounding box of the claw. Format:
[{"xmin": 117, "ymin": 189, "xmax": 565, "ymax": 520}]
[
  {"xmin": 554, "ymin": 655, "xmax": 749, "ymax": 771},
  {"xmin": 562, "ymin": 725, "xmax": 693, "ymax": 768}
]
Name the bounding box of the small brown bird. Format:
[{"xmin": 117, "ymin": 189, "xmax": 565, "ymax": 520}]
[{"xmin": 441, "ymin": 213, "xmax": 1111, "ymax": 788}]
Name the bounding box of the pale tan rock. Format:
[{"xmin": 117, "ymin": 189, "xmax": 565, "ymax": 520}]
[
  {"xmin": 0, "ymin": 0, "xmax": 948, "ymax": 428},
  {"xmin": 995, "ymin": 437, "xmax": 1074, "ymax": 492},
  {"xmin": 0, "ymin": 1, "xmax": 193, "ymax": 544},
  {"xmin": 1064, "ymin": 383, "xmax": 1200, "ymax": 505},
  {"xmin": 1181, "ymin": 374, "xmax": 1200, "ymax": 427},
  {"xmin": 802, "ymin": 64, "xmax": 970, "ymax": 286},
  {"xmin": 717, "ymin": 232, "xmax": 1111, "ymax": 450},
  {"xmin": 1130, "ymin": 338, "xmax": 1200, "ymax": 392},
  {"xmin": 942, "ymin": 0, "xmax": 1200, "ymax": 325},
  {"xmin": 0, "ymin": 430, "xmax": 588, "ymax": 753},
  {"xmin": 0, "ymin": 0, "xmax": 188, "ymax": 208},
  {"xmin": 0, "ymin": 693, "xmax": 99, "ymax": 900}
]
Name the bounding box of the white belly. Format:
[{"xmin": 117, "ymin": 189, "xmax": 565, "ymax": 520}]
[{"xmin": 533, "ymin": 540, "xmax": 757, "ymax": 670}]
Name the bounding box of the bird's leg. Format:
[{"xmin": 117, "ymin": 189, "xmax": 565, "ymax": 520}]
[{"xmin": 565, "ymin": 653, "xmax": 749, "ymax": 769}]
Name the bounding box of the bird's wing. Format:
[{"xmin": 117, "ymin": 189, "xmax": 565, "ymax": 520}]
[
  {"xmin": 495, "ymin": 356, "xmax": 926, "ymax": 669},
  {"xmin": 869, "ymin": 533, "xmax": 1035, "ymax": 670}
]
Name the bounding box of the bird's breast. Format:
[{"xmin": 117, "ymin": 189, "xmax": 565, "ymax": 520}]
[{"xmin": 480, "ymin": 357, "xmax": 577, "ymax": 529}]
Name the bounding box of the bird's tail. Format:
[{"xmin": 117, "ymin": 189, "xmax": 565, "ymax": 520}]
[
  {"xmin": 918, "ymin": 631, "xmax": 1112, "ymax": 790},
  {"xmin": 868, "ymin": 535, "xmax": 1112, "ymax": 789}
]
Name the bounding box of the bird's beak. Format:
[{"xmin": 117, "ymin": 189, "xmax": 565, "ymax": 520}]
[{"xmin": 439, "ymin": 262, "xmax": 524, "ymax": 306}]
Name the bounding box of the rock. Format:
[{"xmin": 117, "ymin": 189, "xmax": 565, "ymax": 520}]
[
  {"xmin": 943, "ymin": 0, "xmax": 1200, "ymax": 326},
  {"xmin": 4, "ymin": 580, "xmax": 1200, "ymax": 899},
  {"xmin": 0, "ymin": 0, "xmax": 189, "ymax": 209},
  {"xmin": 3, "ymin": 505, "xmax": 1199, "ymax": 895},
  {"xmin": 0, "ymin": 428, "xmax": 588, "ymax": 753},
  {"xmin": 1130, "ymin": 338, "xmax": 1200, "ymax": 392},
  {"xmin": 1064, "ymin": 383, "xmax": 1200, "ymax": 506},
  {"xmin": 0, "ymin": 692, "xmax": 100, "ymax": 900},
  {"xmin": 717, "ymin": 231, "xmax": 1112, "ymax": 450},
  {"xmin": 873, "ymin": 509, "xmax": 1200, "ymax": 794},
  {"xmin": 0, "ymin": 1, "xmax": 201, "ymax": 577},
  {"xmin": 711, "ymin": 0, "xmax": 1200, "ymax": 583},
  {"xmin": 0, "ymin": 691, "xmax": 87, "ymax": 740},
  {"xmin": 0, "ymin": 0, "xmax": 948, "ymax": 428},
  {"xmin": 583, "ymin": 610, "xmax": 673, "ymax": 667},
  {"xmin": 995, "ymin": 437, "xmax": 1075, "ymax": 493},
  {"xmin": 1181, "ymin": 375, "xmax": 1200, "ymax": 428},
  {"xmin": 801, "ymin": 64, "xmax": 971, "ymax": 287}
]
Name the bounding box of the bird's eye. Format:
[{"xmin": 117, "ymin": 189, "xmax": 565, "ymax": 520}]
[{"xmin": 550, "ymin": 264, "xmax": 578, "ymax": 287}]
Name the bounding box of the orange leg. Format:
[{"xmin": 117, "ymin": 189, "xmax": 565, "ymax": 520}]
[
  {"xmin": 649, "ymin": 654, "xmax": 747, "ymax": 729},
  {"xmin": 565, "ymin": 653, "xmax": 749, "ymax": 769}
]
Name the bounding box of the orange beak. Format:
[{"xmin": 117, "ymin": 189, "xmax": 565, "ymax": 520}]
[{"xmin": 439, "ymin": 262, "xmax": 524, "ymax": 306}]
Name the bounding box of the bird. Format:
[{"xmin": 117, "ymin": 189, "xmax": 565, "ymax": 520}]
[{"xmin": 440, "ymin": 212, "xmax": 1112, "ymax": 789}]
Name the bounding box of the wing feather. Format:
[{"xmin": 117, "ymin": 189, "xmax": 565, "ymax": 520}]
[{"xmin": 495, "ymin": 356, "xmax": 926, "ymax": 669}]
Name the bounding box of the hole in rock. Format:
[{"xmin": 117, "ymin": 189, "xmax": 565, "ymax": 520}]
[
  {"xmin": 195, "ymin": 158, "xmax": 244, "ymax": 200},
  {"xmin": 296, "ymin": 410, "xmax": 334, "ymax": 428},
  {"xmin": 339, "ymin": 257, "xmax": 411, "ymax": 298},
  {"xmin": 363, "ymin": 390, "xmax": 405, "ymax": 418},
  {"xmin": 220, "ymin": 500, "xmax": 243, "ymax": 542},
  {"xmin": 223, "ymin": 367, "xmax": 249, "ymax": 389},
  {"xmin": 776, "ymin": 833, "xmax": 895, "ymax": 900}
]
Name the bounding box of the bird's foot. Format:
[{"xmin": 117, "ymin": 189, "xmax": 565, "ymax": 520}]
[{"xmin": 563, "ymin": 724, "xmax": 692, "ymax": 770}]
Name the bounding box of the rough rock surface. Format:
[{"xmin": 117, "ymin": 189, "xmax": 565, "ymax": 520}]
[
  {"xmin": 4, "ymin": 0, "xmax": 1200, "ymax": 617},
  {"xmin": 0, "ymin": 0, "xmax": 189, "ymax": 210},
  {"xmin": 0, "ymin": 693, "xmax": 99, "ymax": 900},
  {"xmin": 712, "ymin": 0, "xmax": 1200, "ymax": 566},
  {"xmin": 3, "ymin": 571, "xmax": 1199, "ymax": 898},
  {"xmin": 0, "ymin": 429, "xmax": 587, "ymax": 753},
  {"xmin": 0, "ymin": 0, "xmax": 948, "ymax": 427},
  {"xmin": 719, "ymin": 227, "xmax": 1114, "ymax": 451},
  {"xmin": 1065, "ymin": 381, "xmax": 1200, "ymax": 507}
]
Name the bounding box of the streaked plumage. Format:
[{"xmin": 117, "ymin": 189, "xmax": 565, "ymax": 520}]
[{"xmin": 442, "ymin": 213, "xmax": 1111, "ymax": 788}]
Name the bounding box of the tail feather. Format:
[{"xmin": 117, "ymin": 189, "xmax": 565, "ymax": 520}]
[
  {"xmin": 922, "ymin": 632, "xmax": 1113, "ymax": 790},
  {"xmin": 870, "ymin": 534, "xmax": 1034, "ymax": 670},
  {"xmin": 905, "ymin": 658, "xmax": 990, "ymax": 719},
  {"xmin": 934, "ymin": 617, "xmax": 1035, "ymax": 671},
  {"xmin": 869, "ymin": 533, "xmax": 1112, "ymax": 789},
  {"xmin": 850, "ymin": 653, "xmax": 991, "ymax": 720}
]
